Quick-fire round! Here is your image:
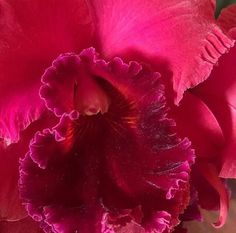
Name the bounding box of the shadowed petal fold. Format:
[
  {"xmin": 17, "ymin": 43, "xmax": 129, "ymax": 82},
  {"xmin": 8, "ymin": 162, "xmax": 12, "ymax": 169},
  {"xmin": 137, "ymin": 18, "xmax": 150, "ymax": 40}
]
[
  {"xmin": 192, "ymin": 45, "xmax": 236, "ymax": 178},
  {"xmin": 0, "ymin": 217, "xmax": 43, "ymax": 233},
  {"xmin": 89, "ymin": 0, "xmax": 234, "ymax": 103},
  {"xmin": 0, "ymin": 142, "xmax": 27, "ymax": 221},
  {"xmin": 0, "ymin": 113, "xmax": 57, "ymax": 222},
  {"xmin": 20, "ymin": 50, "xmax": 194, "ymax": 232},
  {"xmin": 0, "ymin": 0, "xmax": 94, "ymax": 143},
  {"xmin": 172, "ymin": 92, "xmax": 224, "ymax": 161},
  {"xmin": 196, "ymin": 162, "xmax": 229, "ymax": 228}
]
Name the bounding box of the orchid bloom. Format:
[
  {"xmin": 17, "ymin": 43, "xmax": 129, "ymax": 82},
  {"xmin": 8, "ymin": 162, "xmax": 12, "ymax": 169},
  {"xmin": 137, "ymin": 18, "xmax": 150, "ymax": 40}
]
[{"xmin": 0, "ymin": 1, "xmax": 235, "ymax": 233}]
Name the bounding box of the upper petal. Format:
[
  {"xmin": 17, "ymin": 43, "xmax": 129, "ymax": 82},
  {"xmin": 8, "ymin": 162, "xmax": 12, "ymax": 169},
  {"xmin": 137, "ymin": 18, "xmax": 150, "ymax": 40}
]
[
  {"xmin": 89, "ymin": 0, "xmax": 234, "ymax": 103},
  {"xmin": 0, "ymin": 0, "xmax": 94, "ymax": 143}
]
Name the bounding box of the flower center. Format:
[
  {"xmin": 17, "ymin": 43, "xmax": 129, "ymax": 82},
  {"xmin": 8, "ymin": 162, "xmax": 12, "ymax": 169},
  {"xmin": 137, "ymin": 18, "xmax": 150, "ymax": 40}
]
[
  {"xmin": 40, "ymin": 50, "xmax": 112, "ymax": 117},
  {"xmin": 73, "ymin": 76, "xmax": 110, "ymax": 116}
]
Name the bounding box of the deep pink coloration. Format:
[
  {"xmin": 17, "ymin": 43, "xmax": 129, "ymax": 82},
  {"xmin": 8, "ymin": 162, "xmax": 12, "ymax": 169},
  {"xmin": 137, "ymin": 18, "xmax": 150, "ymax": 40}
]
[
  {"xmin": 19, "ymin": 49, "xmax": 194, "ymax": 232},
  {"xmin": 39, "ymin": 49, "xmax": 110, "ymax": 118},
  {"xmin": 0, "ymin": 0, "xmax": 93, "ymax": 144},
  {"xmin": 218, "ymin": 3, "xmax": 236, "ymax": 37},
  {"xmin": 193, "ymin": 45, "xmax": 236, "ymax": 179},
  {"xmin": 90, "ymin": 0, "xmax": 234, "ymax": 103},
  {"xmin": 0, "ymin": 140, "xmax": 27, "ymax": 221},
  {"xmin": 0, "ymin": 113, "xmax": 58, "ymax": 222},
  {"xmin": 0, "ymin": 0, "xmax": 234, "ymax": 144},
  {"xmin": 0, "ymin": 1, "xmax": 236, "ymax": 233},
  {"xmin": 0, "ymin": 217, "xmax": 44, "ymax": 233},
  {"xmin": 171, "ymin": 3, "xmax": 236, "ymax": 229}
]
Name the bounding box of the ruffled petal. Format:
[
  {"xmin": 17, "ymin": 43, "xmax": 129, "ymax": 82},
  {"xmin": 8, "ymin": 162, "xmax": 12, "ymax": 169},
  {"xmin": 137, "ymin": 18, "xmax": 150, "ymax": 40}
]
[
  {"xmin": 192, "ymin": 45, "xmax": 236, "ymax": 178},
  {"xmin": 0, "ymin": 143, "xmax": 27, "ymax": 221},
  {"xmin": 20, "ymin": 51, "xmax": 194, "ymax": 232},
  {"xmin": 0, "ymin": 112, "xmax": 57, "ymax": 222},
  {"xmin": 43, "ymin": 205, "xmax": 105, "ymax": 233},
  {"xmin": 0, "ymin": 0, "xmax": 93, "ymax": 143},
  {"xmin": 102, "ymin": 208, "xmax": 171, "ymax": 233},
  {"xmin": 102, "ymin": 207, "xmax": 145, "ymax": 233},
  {"xmin": 145, "ymin": 211, "xmax": 171, "ymax": 233},
  {"xmin": 40, "ymin": 48, "xmax": 110, "ymax": 117},
  {"xmin": 89, "ymin": 0, "xmax": 234, "ymax": 103}
]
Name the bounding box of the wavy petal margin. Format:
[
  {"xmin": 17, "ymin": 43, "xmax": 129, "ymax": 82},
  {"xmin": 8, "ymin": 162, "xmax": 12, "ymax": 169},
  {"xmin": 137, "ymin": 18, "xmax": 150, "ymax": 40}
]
[
  {"xmin": 0, "ymin": 0, "xmax": 93, "ymax": 143},
  {"xmin": 20, "ymin": 50, "xmax": 194, "ymax": 232},
  {"xmin": 88, "ymin": 0, "xmax": 234, "ymax": 103}
]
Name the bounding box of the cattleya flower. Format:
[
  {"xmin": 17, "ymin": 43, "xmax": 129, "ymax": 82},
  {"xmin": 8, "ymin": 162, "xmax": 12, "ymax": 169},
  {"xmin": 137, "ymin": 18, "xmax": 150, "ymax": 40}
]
[{"xmin": 0, "ymin": 0, "xmax": 235, "ymax": 233}]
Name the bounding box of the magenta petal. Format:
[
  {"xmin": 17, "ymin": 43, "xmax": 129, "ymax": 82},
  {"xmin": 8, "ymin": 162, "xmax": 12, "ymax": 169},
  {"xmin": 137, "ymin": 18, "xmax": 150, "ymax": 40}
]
[
  {"xmin": 44, "ymin": 205, "xmax": 105, "ymax": 233},
  {"xmin": 0, "ymin": 0, "xmax": 93, "ymax": 143},
  {"xmin": 0, "ymin": 113, "xmax": 57, "ymax": 222},
  {"xmin": 197, "ymin": 163, "xmax": 229, "ymax": 228},
  {"xmin": 102, "ymin": 208, "xmax": 171, "ymax": 233},
  {"xmin": 40, "ymin": 48, "xmax": 106, "ymax": 117},
  {"xmin": 172, "ymin": 92, "xmax": 224, "ymax": 160},
  {"xmin": 0, "ymin": 217, "xmax": 43, "ymax": 233},
  {"xmin": 145, "ymin": 211, "xmax": 171, "ymax": 233},
  {"xmin": 0, "ymin": 144, "xmax": 27, "ymax": 221},
  {"xmin": 19, "ymin": 125, "xmax": 107, "ymax": 232},
  {"xmin": 102, "ymin": 207, "xmax": 144, "ymax": 232},
  {"xmin": 20, "ymin": 52, "xmax": 194, "ymax": 232},
  {"xmin": 218, "ymin": 3, "xmax": 236, "ymax": 38},
  {"xmin": 192, "ymin": 45, "xmax": 236, "ymax": 178},
  {"xmin": 90, "ymin": 0, "xmax": 234, "ymax": 103},
  {"xmin": 0, "ymin": 86, "xmax": 44, "ymax": 144}
]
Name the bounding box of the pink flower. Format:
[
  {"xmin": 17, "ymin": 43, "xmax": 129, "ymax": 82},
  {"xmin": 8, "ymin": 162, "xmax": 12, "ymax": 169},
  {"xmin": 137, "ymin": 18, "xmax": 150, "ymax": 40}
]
[
  {"xmin": 173, "ymin": 4, "xmax": 236, "ymax": 229},
  {"xmin": 0, "ymin": 1, "xmax": 235, "ymax": 233}
]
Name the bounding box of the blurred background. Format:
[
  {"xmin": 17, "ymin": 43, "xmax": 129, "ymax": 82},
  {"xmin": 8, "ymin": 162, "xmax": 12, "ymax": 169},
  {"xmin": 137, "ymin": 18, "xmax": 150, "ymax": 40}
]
[{"xmin": 186, "ymin": 1, "xmax": 236, "ymax": 232}]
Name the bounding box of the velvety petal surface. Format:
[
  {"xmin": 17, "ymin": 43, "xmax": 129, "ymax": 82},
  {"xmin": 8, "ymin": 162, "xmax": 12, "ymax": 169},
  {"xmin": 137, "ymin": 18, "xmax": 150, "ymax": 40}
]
[
  {"xmin": 20, "ymin": 49, "xmax": 194, "ymax": 232},
  {"xmin": 0, "ymin": 217, "xmax": 43, "ymax": 233},
  {"xmin": 192, "ymin": 44, "xmax": 236, "ymax": 178},
  {"xmin": 0, "ymin": 112, "xmax": 57, "ymax": 221},
  {"xmin": 40, "ymin": 48, "xmax": 110, "ymax": 117},
  {"xmin": 0, "ymin": 141, "xmax": 27, "ymax": 221},
  {"xmin": 89, "ymin": 0, "xmax": 234, "ymax": 103},
  {"xmin": 0, "ymin": 0, "xmax": 93, "ymax": 143},
  {"xmin": 172, "ymin": 90, "xmax": 230, "ymax": 226},
  {"xmin": 172, "ymin": 92, "xmax": 224, "ymax": 161}
]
